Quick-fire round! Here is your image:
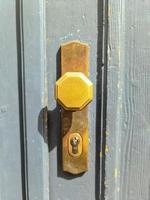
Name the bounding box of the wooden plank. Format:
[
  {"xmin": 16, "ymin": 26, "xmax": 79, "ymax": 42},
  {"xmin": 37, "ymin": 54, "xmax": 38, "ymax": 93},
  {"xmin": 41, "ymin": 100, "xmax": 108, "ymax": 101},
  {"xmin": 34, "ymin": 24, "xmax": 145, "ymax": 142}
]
[
  {"xmin": 105, "ymin": 0, "xmax": 150, "ymax": 199},
  {"xmin": 46, "ymin": 0, "xmax": 98, "ymax": 199},
  {"xmin": 0, "ymin": 1, "xmax": 23, "ymax": 199},
  {"xmin": 22, "ymin": 0, "xmax": 50, "ymax": 199}
]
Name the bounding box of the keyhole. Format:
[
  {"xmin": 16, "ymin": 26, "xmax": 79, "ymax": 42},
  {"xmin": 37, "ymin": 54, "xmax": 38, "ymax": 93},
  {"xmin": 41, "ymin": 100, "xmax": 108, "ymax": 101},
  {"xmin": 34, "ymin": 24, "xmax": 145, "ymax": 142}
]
[{"xmin": 70, "ymin": 136, "xmax": 80, "ymax": 154}]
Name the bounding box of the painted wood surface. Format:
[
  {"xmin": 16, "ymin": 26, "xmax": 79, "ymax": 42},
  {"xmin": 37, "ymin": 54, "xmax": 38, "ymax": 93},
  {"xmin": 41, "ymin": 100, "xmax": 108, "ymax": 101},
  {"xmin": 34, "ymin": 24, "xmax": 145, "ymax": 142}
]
[
  {"xmin": 0, "ymin": 1, "xmax": 23, "ymax": 199},
  {"xmin": 22, "ymin": 0, "xmax": 105, "ymax": 198},
  {"xmin": 22, "ymin": 0, "xmax": 50, "ymax": 199},
  {"xmin": 106, "ymin": 0, "xmax": 150, "ymax": 200},
  {"xmin": 3, "ymin": 0, "xmax": 150, "ymax": 199},
  {"xmin": 46, "ymin": 0, "xmax": 98, "ymax": 199}
]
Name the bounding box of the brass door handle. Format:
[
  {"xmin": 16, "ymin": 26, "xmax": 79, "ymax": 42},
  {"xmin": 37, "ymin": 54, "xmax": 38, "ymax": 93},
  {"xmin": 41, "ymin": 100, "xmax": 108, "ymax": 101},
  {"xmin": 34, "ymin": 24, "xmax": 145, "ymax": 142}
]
[
  {"xmin": 55, "ymin": 40, "xmax": 93, "ymax": 174},
  {"xmin": 55, "ymin": 72, "xmax": 93, "ymax": 110}
]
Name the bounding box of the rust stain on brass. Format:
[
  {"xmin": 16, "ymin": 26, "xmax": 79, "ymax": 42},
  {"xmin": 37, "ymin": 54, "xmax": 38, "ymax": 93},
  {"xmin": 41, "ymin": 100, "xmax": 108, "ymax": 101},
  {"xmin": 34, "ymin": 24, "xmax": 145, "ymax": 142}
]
[
  {"xmin": 61, "ymin": 40, "xmax": 89, "ymax": 76},
  {"xmin": 60, "ymin": 40, "xmax": 90, "ymax": 174},
  {"xmin": 62, "ymin": 109, "xmax": 88, "ymax": 174}
]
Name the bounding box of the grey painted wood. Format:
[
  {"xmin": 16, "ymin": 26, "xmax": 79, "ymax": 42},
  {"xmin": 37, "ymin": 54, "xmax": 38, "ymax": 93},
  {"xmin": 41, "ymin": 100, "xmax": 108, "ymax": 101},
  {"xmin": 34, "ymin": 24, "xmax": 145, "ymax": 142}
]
[
  {"xmin": 106, "ymin": 1, "xmax": 150, "ymax": 200},
  {"xmin": 46, "ymin": 1, "xmax": 98, "ymax": 199},
  {"xmin": 0, "ymin": 1, "xmax": 23, "ymax": 199},
  {"xmin": 22, "ymin": 0, "xmax": 49, "ymax": 200},
  {"xmin": 23, "ymin": 0, "xmax": 101, "ymax": 199}
]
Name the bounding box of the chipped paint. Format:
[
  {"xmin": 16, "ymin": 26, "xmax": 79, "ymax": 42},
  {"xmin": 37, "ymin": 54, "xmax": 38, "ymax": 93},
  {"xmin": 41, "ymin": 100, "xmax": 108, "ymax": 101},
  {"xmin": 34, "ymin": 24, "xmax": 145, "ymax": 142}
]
[
  {"xmin": 100, "ymin": 144, "xmax": 109, "ymax": 158},
  {"xmin": 108, "ymin": 4, "xmax": 112, "ymax": 17},
  {"xmin": 114, "ymin": 168, "xmax": 120, "ymax": 178},
  {"xmin": 44, "ymin": 69, "xmax": 48, "ymax": 106},
  {"xmin": 100, "ymin": 151, "xmax": 103, "ymax": 158},
  {"xmin": 106, "ymin": 131, "xmax": 109, "ymax": 136},
  {"xmin": 105, "ymin": 145, "xmax": 109, "ymax": 153},
  {"xmin": 116, "ymin": 187, "xmax": 120, "ymax": 192},
  {"xmin": 0, "ymin": 105, "xmax": 8, "ymax": 119},
  {"xmin": 59, "ymin": 33, "xmax": 74, "ymax": 41},
  {"xmin": 117, "ymin": 47, "xmax": 121, "ymax": 61}
]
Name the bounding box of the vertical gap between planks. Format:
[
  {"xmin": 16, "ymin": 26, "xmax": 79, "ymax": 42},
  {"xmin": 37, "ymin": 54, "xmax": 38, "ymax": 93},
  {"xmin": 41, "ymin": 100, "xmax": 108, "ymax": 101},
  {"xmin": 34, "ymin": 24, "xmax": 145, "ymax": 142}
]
[
  {"xmin": 96, "ymin": 0, "xmax": 108, "ymax": 199},
  {"xmin": 101, "ymin": 0, "xmax": 108, "ymax": 199},
  {"xmin": 16, "ymin": 0, "xmax": 29, "ymax": 199}
]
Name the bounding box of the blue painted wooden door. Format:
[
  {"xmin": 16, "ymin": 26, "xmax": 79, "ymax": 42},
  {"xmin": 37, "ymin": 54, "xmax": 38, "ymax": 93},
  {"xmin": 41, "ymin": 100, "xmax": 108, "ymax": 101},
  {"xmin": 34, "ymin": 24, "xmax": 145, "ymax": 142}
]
[{"xmin": 2, "ymin": 0, "xmax": 150, "ymax": 200}]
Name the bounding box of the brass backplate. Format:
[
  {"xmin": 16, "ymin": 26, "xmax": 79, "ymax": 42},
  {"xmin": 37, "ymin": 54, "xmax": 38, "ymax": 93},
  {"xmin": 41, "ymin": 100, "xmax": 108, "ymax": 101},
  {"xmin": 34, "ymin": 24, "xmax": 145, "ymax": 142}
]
[{"xmin": 61, "ymin": 40, "xmax": 89, "ymax": 174}]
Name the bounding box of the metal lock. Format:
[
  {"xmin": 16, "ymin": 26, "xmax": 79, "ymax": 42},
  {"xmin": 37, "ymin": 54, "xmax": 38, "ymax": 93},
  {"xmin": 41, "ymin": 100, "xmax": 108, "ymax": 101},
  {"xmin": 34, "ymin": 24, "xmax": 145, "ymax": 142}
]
[
  {"xmin": 68, "ymin": 133, "xmax": 82, "ymax": 157},
  {"xmin": 55, "ymin": 40, "xmax": 93, "ymax": 174}
]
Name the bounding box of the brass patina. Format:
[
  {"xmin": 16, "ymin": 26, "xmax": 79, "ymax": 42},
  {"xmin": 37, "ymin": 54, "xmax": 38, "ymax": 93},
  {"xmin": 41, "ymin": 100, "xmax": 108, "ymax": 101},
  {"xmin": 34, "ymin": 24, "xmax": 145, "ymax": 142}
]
[
  {"xmin": 55, "ymin": 40, "xmax": 93, "ymax": 174},
  {"xmin": 55, "ymin": 72, "xmax": 93, "ymax": 110}
]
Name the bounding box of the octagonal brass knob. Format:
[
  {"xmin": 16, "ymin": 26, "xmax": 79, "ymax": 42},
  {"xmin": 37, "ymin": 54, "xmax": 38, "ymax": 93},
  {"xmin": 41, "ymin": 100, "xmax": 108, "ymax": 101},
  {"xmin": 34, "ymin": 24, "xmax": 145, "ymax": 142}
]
[{"xmin": 55, "ymin": 72, "xmax": 93, "ymax": 110}]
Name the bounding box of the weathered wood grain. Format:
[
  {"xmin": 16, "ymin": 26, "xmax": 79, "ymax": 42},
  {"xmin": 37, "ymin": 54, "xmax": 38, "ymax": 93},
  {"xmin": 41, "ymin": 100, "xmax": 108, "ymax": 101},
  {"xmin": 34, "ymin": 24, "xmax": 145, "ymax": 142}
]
[
  {"xmin": 106, "ymin": 1, "xmax": 150, "ymax": 200},
  {"xmin": 22, "ymin": 0, "xmax": 50, "ymax": 199}
]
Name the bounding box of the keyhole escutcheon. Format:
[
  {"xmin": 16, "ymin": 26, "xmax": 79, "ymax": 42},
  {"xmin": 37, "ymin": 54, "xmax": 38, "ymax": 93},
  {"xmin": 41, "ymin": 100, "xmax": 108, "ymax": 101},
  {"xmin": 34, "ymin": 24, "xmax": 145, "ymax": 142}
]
[
  {"xmin": 68, "ymin": 133, "xmax": 83, "ymax": 157},
  {"xmin": 70, "ymin": 136, "xmax": 80, "ymax": 154}
]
